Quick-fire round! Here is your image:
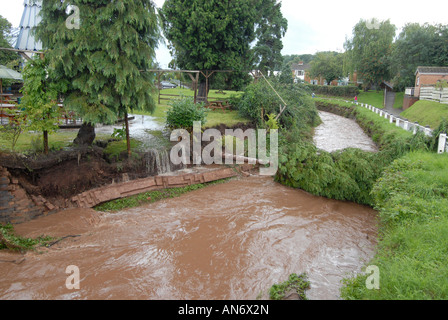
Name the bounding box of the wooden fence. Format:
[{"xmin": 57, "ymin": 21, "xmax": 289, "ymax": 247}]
[{"xmin": 419, "ymin": 86, "xmax": 448, "ymax": 104}]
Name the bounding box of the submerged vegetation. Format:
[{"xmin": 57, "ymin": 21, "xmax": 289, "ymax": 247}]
[
  {"xmin": 0, "ymin": 224, "xmax": 55, "ymax": 251},
  {"xmin": 269, "ymin": 273, "xmax": 311, "ymax": 300}
]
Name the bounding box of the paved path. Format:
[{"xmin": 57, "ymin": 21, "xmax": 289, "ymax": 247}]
[{"xmin": 383, "ymin": 92, "xmax": 403, "ymax": 117}]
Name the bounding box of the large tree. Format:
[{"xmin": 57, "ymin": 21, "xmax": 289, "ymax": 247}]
[
  {"xmin": 0, "ymin": 16, "xmax": 20, "ymax": 72},
  {"xmin": 344, "ymin": 19, "xmax": 396, "ymax": 90},
  {"xmin": 253, "ymin": 0, "xmax": 288, "ymax": 74},
  {"xmin": 390, "ymin": 23, "xmax": 448, "ymax": 90},
  {"xmin": 160, "ymin": 0, "xmax": 287, "ymax": 96},
  {"xmin": 309, "ymin": 51, "xmax": 344, "ymax": 85},
  {"xmin": 36, "ymin": 0, "xmax": 161, "ymax": 154}
]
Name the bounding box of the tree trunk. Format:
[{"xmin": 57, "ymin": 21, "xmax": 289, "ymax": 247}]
[
  {"xmin": 74, "ymin": 123, "xmax": 96, "ymax": 146},
  {"xmin": 197, "ymin": 80, "xmax": 208, "ymax": 103},
  {"xmin": 125, "ymin": 112, "xmax": 131, "ymax": 157},
  {"xmin": 43, "ymin": 131, "xmax": 49, "ymax": 155}
]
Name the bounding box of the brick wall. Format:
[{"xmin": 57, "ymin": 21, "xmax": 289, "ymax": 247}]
[
  {"xmin": 415, "ymin": 73, "xmax": 448, "ymax": 97},
  {"xmin": 0, "ymin": 166, "xmax": 47, "ymax": 225}
]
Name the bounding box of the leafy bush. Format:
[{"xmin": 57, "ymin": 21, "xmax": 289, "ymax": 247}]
[
  {"xmin": 305, "ymin": 84, "xmax": 359, "ymax": 97},
  {"xmin": 276, "ymin": 99, "xmax": 432, "ymax": 206},
  {"xmin": 269, "ymin": 273, "xmax": 310, "ymax": 300},
  {"xmin": 165, "ymin": 97, "xmax": 208, "ymax": 131},
  {"xmin": 236, "ymin": 80, "xmax": 319, "ymax": 135}
]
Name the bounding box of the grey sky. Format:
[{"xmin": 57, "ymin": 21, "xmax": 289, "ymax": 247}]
[{"xmin": 2, "ymin": 0, "xmax": 447, "ymax": 68}]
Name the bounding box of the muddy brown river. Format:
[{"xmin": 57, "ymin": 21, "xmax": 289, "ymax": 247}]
[{"xmin": 0, "ymin": 176, "xmax": 377, "ymax": 300}]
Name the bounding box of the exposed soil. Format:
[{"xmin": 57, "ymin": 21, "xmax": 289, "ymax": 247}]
[{"xmin": 0, "ymin": 122, "xmax": 256, "ymax": 209}]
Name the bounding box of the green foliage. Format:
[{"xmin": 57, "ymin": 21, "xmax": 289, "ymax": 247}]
[
  {"xmin": 269, "ymin": 273, "xmax": 310, "ymax": 300},
  {"xmin": 111, "ymin": 125, "xmax": 127, "ymax": 141},
  {"xmin": 161, "ymin": 0, "xmax": 287, "ymax": 90},
  {"xmin": 341, "ymin": 152, "xmax": 448, "ymax": 300},
  {"xmin": 276, "ymin": 99, "xmax": 431, "ymax": 206},
  {"xmin": 165, "ymin": 98, "xmax": 208, "ymax": 131},
  {"xmin": 344, "ymin": 19, "xmax": 396, "ymax": 89},
  {"xmin": 236, "ymin": 80, "xmax": 319, "ymax": 134},
  {"xmin": 252, "ymin": 0, "xmax": 288, "ymax": 74},
  {"xmin": 95, "ymin": 179, "xmax": 230, "ymax": 212},
  {"xmin": 0, "ymin": 224, "xmax": 55, "ymax": 251},
  {"xmin": 309, "ymin": 51, "xmax": 344, "ymax": 85},
  {"xmin": 0, "ymin": 112, "xmax": 25, "ymax": 152},
  {"xmin": 20, "ymin": 55, "xmax": 65, "ymax": 153},
  {"xmin": 306, "ymin": 84, "xmax": 359, "ymax": 98},
  {"xmin": 401, "ymin": 100, "xmax": 448, "ymax": 129},
  {"xmin": 390, "ymin": 23, "xmax": 448, "ymax": 90},
  {"xmin": 0, "ymin": 15, "xmax": 17, "ymax": 66},
  {"xmin": 36, "ymin": 0, "xmax": 160, "ymax": 125}
]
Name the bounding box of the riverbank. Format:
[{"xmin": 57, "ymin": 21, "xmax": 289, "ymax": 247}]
[{"xmin": 311, "ymin": 98, "xmax": 448, "ymax": 299}]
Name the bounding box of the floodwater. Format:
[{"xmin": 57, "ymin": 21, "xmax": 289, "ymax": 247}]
[
  {"xmin": 0, "ymin": 110, "xmax": 380, "ymax": 300},
  {"xmin": 314, "ymin": 111, "xmax": 378, "ymax": 153},
  {"xmin": 0, "ymin": 176, "xmax": 377, "ymax": 300}
]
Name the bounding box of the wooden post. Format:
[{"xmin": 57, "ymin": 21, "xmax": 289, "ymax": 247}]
[
  {"xmin": 125, "ymin": 112, "xmax": 131, "ymax": 156},
  {"xmin": 438, "ymin": 133, "xmax": 447, "ymax": 154}
]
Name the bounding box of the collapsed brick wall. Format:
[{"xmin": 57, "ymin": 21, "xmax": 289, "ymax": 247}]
[{"xmin": 0, "ymin": 166, "xmax": 48, "ymax": 224}]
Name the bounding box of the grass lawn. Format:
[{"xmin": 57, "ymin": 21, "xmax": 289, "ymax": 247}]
[
  {"xmin": 401, "ymin": 99, "xmax": 448, "ymax": 129},
  {"xmin": 393, "ymin": 92, "xmax": 404, "ymax": 109},
  {"xmin": 136, "ymin": 88, "xmax": 250, "ymax": 129},
  {"xmin": 1, "ymin": 88, "xmax": 250, "ymax": 154},
  {"xmin": 357, "ymin": 90, "xmax": 384, "ymax": 108}
]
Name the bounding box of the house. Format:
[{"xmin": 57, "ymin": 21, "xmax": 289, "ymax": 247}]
[
  {"xmin": 414, "ymin": 67, "xmax": 448, "ymax": 97},
  {"xmin": 403, "ymin": 66, "xmax": 448, "ymax": 109},
  {"xmin": 291, "ymin": 61, "xmax": 349, "ymax": 86},
  {"xmin": 291, "ymin": 62, "xmax": 310, "ymax": 83}
]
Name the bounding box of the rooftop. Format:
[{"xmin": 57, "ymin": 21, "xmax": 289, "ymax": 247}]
[
  {"xmin": 14, "ymin": 0, "xmax": 43, "ymax": 52},
  {"xmin": 416, "ymin": 66, "xmax": 448, "ymax": 75}
]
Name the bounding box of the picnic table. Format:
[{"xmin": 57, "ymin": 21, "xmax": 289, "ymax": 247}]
[
  {"xmin": 206, "ymin": 100, "xmax": 231, "ymax": 112},
  {"xmin": 0, "ymin": 104, "xmax": 19, "ymax": 124}
]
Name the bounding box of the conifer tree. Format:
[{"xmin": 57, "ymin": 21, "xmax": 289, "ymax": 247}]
[{"xmin": 36, "ymin": 0, "xmax": 161, "ymax": 154}]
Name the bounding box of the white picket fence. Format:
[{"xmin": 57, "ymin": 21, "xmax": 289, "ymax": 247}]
[{"xmin": 349, "ymin": 101, "xmax": 448, "ymax": 154}]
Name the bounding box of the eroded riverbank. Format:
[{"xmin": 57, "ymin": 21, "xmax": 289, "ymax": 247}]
[{"xmin": 0, "ymin": 176, "xmax": 377, "ymax": 300}]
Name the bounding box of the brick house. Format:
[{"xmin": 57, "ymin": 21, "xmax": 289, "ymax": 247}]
[
  {"xmin": 403, "ymin": 66, "xmax": 448, "ymax": 109},
  {"xmin": 414, "ymin": 66, "xmax": 448, "ymax": 97}
]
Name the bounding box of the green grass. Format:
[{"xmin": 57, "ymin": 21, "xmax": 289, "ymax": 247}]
[
  {"xmin": 401, "ymin": 99, "xmax": 448, "ymax": 129},
  {"xmin": 94, "ymin": 178, "xmax": 231, "ymax": 212},
  {"xmin": 358, "ymin": 90, "xmax": 384, "ymax": 108},
  {"xmin": 393, "ymin": 92, "xmax": 404, "ymax": 109},
  {"xmin": 1, "ymin": 224, "xmax": 56, "ymax": 251},
  {"xmin": 269, "ymin": 273, "xmax": 311, "ymax": 300},
  {"xmin": 341, "ymin": 151, "xmax": 448, "ymax": 300},
  {"xmin": 136, "ymin": 89, "xmax": 250, "ymax": 128}
]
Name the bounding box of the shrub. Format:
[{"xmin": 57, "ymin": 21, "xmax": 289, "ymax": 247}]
[
  {"xmin": 236, "ymin": 80, "xmax": 319, "ymax": 134},
  {"xmin": 165, "ymin": 97, "xmax": 208, "ymax": 131},
  {"xmin": 305, "ymin": 84, "xmax": 360, "ymax": 97}
]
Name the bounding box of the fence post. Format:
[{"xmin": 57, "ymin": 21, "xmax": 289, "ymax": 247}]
[
  {"xmin": 396, "ymin": 118, "xmax": 400, "ymax": 127},
  {"xmin": 413, "ymin": 122, "xmax": 419, "ymax": 135},
  {"xmin": 438, "ymin": 134, "xmax": 447, "ymax": 154},
  {"xmin": 404, "ymin": 120, "xmax": 409, "ymax": 131},
  {"xmin": 390, "ymin": 115, "xmax": 394, "ymax": 124}
]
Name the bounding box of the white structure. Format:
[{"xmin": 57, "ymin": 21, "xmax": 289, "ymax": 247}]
[{"xmin": 14, "ymin": 0, "xmax": 43, "ymax": 59}]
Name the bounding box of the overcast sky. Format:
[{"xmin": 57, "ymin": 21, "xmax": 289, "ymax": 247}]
[{"xmin": 2, "ymin": 0, "xmax": 448, "ymax": 68}]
